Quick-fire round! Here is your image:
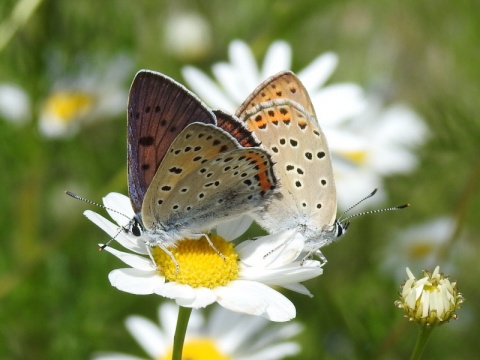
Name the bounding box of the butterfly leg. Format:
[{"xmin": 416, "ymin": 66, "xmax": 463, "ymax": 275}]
[
  {"xmin": 206, "ymin": 233, "xmax": 226, "ymax": 261},
  {"xmin": 301, "ymin": 249, "xmax": 328, "ymax": 267},
  {"xmin": 146, "ymin": 243, "xmax": 180, "ymax": 275},
  {"xmin": 262, "ymin": 231, "xmax": 296, "ymax": 259},
  {"xmin": 190, "ymin": 233, "xmax": 226, "ymax": 261}
]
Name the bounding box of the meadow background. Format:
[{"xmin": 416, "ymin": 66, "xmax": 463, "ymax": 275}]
[{"xmin": 1, "ymin": 1, "xmax": 479, "ymax": 359}]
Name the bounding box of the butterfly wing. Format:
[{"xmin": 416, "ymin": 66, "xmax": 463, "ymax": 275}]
[
  {"xmin": 142, "ymin": 123, "xmax": 277, "ymax": 236},
  {"xmin": 214, "ymin": 110, "xmax": 260, "ymax": 147},
  {"xmin": 236, "ymin": 70, "xmax": 317, "ymax": 121},
  {"xmin": 127, "ymin": 70, "xmax": 216, "ymax": 214},
  {"xmin": 237, "ymin": 72, "xmax": 337, "ymax": 237}
]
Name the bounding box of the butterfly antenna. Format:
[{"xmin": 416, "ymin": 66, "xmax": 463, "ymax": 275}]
[
  {"xmin": 65, "ymin": 191, "xmax": 134, "ymax": 250},
  {"xmin": 65, "ymin": 191, "xmax": 132, "ymax": 221},
  {"xmin": 337, "ymin": 189, "xmax": 410, "ymax": 227},
  {"xmin": 336, "ymin": 188, "xmax": 410, "ymax": 225},
  {"xmin": 337, "ymin": 188, "xmax": 379, "ymax": 222},
  {"xmin": 341, "ymin": 203, "xmax": 410, "ymax": 223}
]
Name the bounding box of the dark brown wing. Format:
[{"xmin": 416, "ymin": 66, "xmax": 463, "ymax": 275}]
[{"xmin": 127, "ymin": 70, "xmax": 216, "ymax": 214}]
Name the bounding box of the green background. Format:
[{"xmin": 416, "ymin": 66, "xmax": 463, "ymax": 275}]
[{"xmin": 1, "ymin": 1, "xmax": 479, "ymax": 359}]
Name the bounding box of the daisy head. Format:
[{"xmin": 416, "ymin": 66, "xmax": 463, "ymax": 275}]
[
  {"xmin": 395, "ymin": 266, "xmax": 464, "ymax": 327},
  {"xmin": 93, "ymin": 302, "xmax": 303, "ymax": 360},
  {"xmin": 39, "ymin": 55, "xmax": 132, "ymax": 138},
  {"xmin": 85, "ymin": 192, "xmax": 323, "ymax": 322},
  {"xmin": 380, "ymin": 217, "xmax": 464, "ymax": 280}
]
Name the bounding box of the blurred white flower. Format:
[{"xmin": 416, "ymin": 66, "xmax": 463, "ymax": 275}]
[
  {"xmin": 39, "ymin": 55, "xmax": 132, "ymax": 138},
  {"xmin": 93, "ymin": 302, "xmax": 303, "ymax": 360},
  {"xmin": 182, "ymin": 39, "xmax": 428, "ymax": 210},
  {"xmin": 381, "ymin": 217, "xmax": 464, "ymax": 280},
  {"xmin": 0, "ymin": 83, "xmax": 30, "ymax": 124},
  {"xmin": 182, "ymin": 39, "xmax": 366, "ymax": 119},
  {"xmin": 163, "ymin": 12, "xmax": 212, "ymax": 61},
  {"xmin": 332, "ymin": 99, "xmax": 429, "ymax": 208},
  {"xmin": 86, "ymin": 193, "xmax": 323, "ymax": 322}
]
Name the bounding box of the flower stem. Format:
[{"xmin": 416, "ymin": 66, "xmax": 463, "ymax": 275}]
[
  {"xmin": 172, "ymin": 306, "xmax": 192, "ymax": 360},
  {"xmin": 410, "ymin": 326, "xmax": 434, "ymax": 360}
]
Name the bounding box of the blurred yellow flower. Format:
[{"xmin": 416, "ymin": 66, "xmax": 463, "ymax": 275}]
[
  {"xmin": 39, "ymin": 55, "xmax": 131, "ymax": 138},
  {"xmin": 93, "ymin": 302, "xmax": 303, "ymax": 360}
]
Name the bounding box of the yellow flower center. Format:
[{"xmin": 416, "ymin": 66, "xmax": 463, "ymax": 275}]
[
  {"xmin": 152, "ymin": 235, "xmax": 239, "ymax": 288},
  {"xmin": 338, "ymin": 150, "xmax": 367, "ymax": 165},
  {"xmin": 161, "ymin": 338, "xmax": 230, "ymax": 360},
  {"xmin": 407, "ymin": 241, "xmax": 434, "ymax": 259},
  {"xmin": 44, "ymin": 91, "xmax": 94, "ymax": 123}
]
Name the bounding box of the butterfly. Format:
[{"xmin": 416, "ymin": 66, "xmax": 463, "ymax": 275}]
[
  {"xmin": 127, "ymin": 70, "xmax": 277, "ymax": 253},
  {"xmin": 235, "ymin": 71, "xmax": 345, "ymax": 260}
]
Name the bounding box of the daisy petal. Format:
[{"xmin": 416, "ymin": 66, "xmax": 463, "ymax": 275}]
[
  {"xmin": 216, "ymin": 215, "xmax": 253, "ymax": 240},
  {"xmin": 84, "ymin": 210, "xmax": 148, "ymax": 254},
  {"xmin": 243, "ymin": 343, "xmax": 302, "ymax": 360},
  {"xmin": 176, "ymin": 287, "xmax": 217, "ymax": 308},
  {"xmin": 281, "ymin": 283, "xmax": 314, "ymax": 297},
  {"xmin": 240, "ymin": 260, "xmax": 323, "ymax": 286},
  {"xmin": 92, "ymin": 352, "xmax": 145, "ymax": 360},
  {"xmin": 297, "ymin": 52, "xmax": 338, "ymax": 90},
  {"xmin": 216, "ymin": 280, "xmax": 295, "ymax": 322},
  {"xmin": 159, "ymin": 302, "xmax": 182, "ymax": 337},
  {"xmin": 261, "ymin": 41, "xmax": 292, "ymax": 78},
  {"xmin": 125, "ymin": 316, "xmax": 167, "ymax": 358},
  {"xmin": 103, "ymin": 192, "xmax": 135, "ymax": 226},
  {"xmin": 228, "ymin": 40, "xmax": 259, "ymax": 92},
  {"xmin": 212, "ymin": 63, "xmax": 248, "ymax": 104},
  {"xmin": 211, "ymin": 312, "xmax": 265, "ymax": 353},
  {"xmin": 154, "ymin": 282, "xmax": 196, "ymax": 302},
  {"xmin": 84, "ymin": 210, "xmax": 119, "ymax": 236},
  {"xmin": 103, "ymin": 246, "xmax": 155, "ymax": 271},
  {"xmin": 312, "ymin": 83, "xmax": 367, "ymax": 124},
  {"xmin": 108, "ymin": 268, "xmax": 163, "ymax": 295},
  {"xmin": 181, "ymin": 66, "xmax": 236, "ymax": 110},
  {"xmin": 237, "ymin": 229, "xmax": 304, "ymax": 267}
]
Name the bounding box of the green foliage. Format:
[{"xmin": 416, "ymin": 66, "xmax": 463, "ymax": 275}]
[{"xmin": 1, "ymin": 0, "xmax": 479, "ymax": 359}]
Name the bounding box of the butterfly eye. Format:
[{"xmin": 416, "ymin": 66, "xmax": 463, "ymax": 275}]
[{"xmin": 132, "ymin": 218, "xmax": 143, "ymax": 236}]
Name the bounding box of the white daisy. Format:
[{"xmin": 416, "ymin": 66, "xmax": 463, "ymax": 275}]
[
  {"xmin": 93, "ymin": 302, "xmax": 303, "ymax": 360},
  {"xmin": 333, "ymin": 99, "xmax": 429, "ymax": 209},
  {"xmin": 182, "ymin": 39, "xmax": 366, "ymax": 120},
  {"xmin": 39, "ymin": 55, "xmax": 132, "ymax": 138},
  {"xmin": 85, "ymin": 192, "xmax": 323, "ymax": 322},
  {"xmin": 380, "ymin": 217, "xmax": 465, "ymax": 280},
  {"xmin": 182, "ymin": 40, "xmax": 428, "ymax": 209},
  {"xmin": 0, "ymin": 83, "xmax": 30, "ymax": 124}
]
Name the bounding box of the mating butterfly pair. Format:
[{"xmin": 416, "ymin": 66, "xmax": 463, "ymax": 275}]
[{"xmin": 126, "ymin": 70, "xmax": 344, "ymax": 259}]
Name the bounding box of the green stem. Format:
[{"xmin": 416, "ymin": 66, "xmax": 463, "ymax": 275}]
[
  {"xmin": 172, "ymin": 306, "xmax": 192, "ymax": 360},
  {"xmin": 0, "ymin": 0, "xmax": 44, "ymax": 52},
  {"xmin": 410, "ymin": 326, "xmax": 434, "ymax": 360}
]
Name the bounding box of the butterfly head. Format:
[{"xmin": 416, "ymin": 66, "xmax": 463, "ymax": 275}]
[
  {"xmin": 334, "ymin": 218, "xmax": 350, "ymax": 238},
  {"xmin": 130, "ymin": 215, "xmax": 144, "ymax": 237}
]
